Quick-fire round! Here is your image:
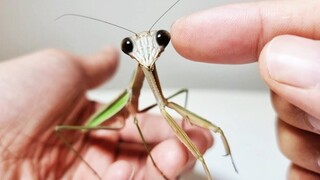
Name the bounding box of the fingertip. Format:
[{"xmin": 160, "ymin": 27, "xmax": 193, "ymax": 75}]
[
  {"xmin": 80, "ymin": 46, "xmax": 119, "ymax": 88},
  {"xmin": 186, "ymin": 128, "xmax": 212, "ymax": 155},
  {"xmin": 183, "ymin": 126, "xmax": 214, "ymax": 150},
  {"xmin": 259, "ymin": 35, "xmax": 320, "ymax": 88},
  {"xmin": 202, "ymin": 129, "xmax": 214, "ymax": 149},
  {"xmin": 171, "ymin": 5, "xmax": 261, "ymax": 64},
  {"xmin": 198, "ymin": 129, "xmax": 213, "ymax": 150},
  {"xmin": 104, "ymin": 160, "xmax": 134, "ymax": 180},
  {"xmin": 170, "ymin": 12, "xmax": 213, "ymax": 62},
  {"xmin": 172, "ymin": 0, "xmax": 320, "ymax": 64},
  {"xmin": 259, "ymin": 35, "xmax": 320, "ymax": 118},
  {"xmin": 170, "ymin": 16, "xmax": 193, "ymax": 60},
  {"xmin": 181, "ymin": 122, "xmax": 214, "ymax": 149},
  {"xmin": 145, "ymin": 139, "xmax": 189, "ymax": 179},
  {"xmin": 145, "ymin": 129, "xmax": 212, "ymax": 179}
]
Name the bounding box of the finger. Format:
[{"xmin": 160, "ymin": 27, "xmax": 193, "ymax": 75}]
[
  {"xmin": 277, "ymin": 120, "xmax": 320, "ymax": 174},
  {"xmin": 288, "ymin": 164, "xmax": 320, "ymax": 180},
  {"xmin": 271, "ymin": 92, "xmax": 320, "ymax": 135},
  {"xmin": 2, "ymin": 47, "xmax": 118, "ymax": 95},
  {"xmin": 145, "ymin": 129, "xmax": 210, "ymax": 179},
  {"xmin": 182, "ymin": 128, "xmax": 213, "ymax": 166},
  {"xmin": 78, "ymin": 46, "xmax": 119, "ymax": 88},
  {"xmin": 119, "ymin": 113, "xmax": 176, "ymax": 143},
  {"xmin": 260, "ymin": 35, "xmax": 320, "ymax": 124},
  {"xmin": 145, "ymin": 139, "xmax": 189, "ymax": 180},
  {"xmin": 171, "ymin": 0, "xmax": 320, "ymax": 63},
  {"xmin": 119, "ymin": 113, "xmax": 213, "ymax": 147},
  {"xmin": 103, "ymin": 160, "xmax": 134, "ymax": 180}
]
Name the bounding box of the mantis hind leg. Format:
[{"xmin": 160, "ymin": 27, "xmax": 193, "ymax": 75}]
[
  {"xmin": 139, "ymin": 88, "xmax": 189, "ymax": 113},
  {"xmin": 167, "ymin": 102, "xmax": 238, "ymax": 173},
  {"xmin": 133, "ymin": 116, "xmax": 169, "ymax": 180}
]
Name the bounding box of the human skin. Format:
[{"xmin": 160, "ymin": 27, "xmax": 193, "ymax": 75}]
[
  {"xmin": 171, "ymin": 0, "xmax": 320, "ymax": 179},
  {"xmin": 0, "ymin": 48, "xmax": 213, "ymax": 179}
]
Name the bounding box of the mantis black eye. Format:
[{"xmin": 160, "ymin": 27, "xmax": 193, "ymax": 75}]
[
  {"xmin": 121, "ymin": 37, "xmax": 134, "ymax": 54},
  {"xmin": 156, "ymin": 30, "xmax": 170, "ymax": 47}
]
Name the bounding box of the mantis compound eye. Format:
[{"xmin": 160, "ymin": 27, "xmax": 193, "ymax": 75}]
[
  {"xmin": 121, "ymin": 37, "xmax": 134, "ymax": 54},
  {"xmin": 156, "ymin": 30, "xmax": 170, "ymax": 47}
]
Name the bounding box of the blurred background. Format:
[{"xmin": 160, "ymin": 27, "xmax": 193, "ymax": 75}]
[
  {"xmin": 0, "ymin": 0, "xmax": 289, "ymax": 179},
  {"xmin": 0, "ymin": 0, "xmax": 266, "ymax": 91}
]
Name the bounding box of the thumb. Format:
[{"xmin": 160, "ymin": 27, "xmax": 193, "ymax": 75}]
[
  {"xmin": 259, "ymin": 35, "xmax": 320, "ymax": 120},
  {"xmin": 79, "ymin": 46, "xmax": 119, "ymax": 88}
]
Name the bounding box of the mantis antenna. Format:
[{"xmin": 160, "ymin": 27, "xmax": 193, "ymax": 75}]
[
  {"xmin": 55, "ymin": 0, "xmax": 181, "ymax": 35},
  {"xmin": 148, "ymin": 0, "xmax": 181, "ymax": 32},
  {"xmin": 55, "ymin": 13, "xmax": 138, "ymax": 36}
]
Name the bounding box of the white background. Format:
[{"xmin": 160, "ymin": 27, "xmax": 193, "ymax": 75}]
[{"xmin": 0, "ymin": 0, "xmax": 289, "ymax": 179}]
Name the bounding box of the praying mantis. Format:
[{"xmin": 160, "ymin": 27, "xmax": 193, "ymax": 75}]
[{"xmin": 55, "ymin": 0, "xmax": 237, "ymax": 179}]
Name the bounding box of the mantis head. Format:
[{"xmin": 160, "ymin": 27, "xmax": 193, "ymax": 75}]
[{"xmin": 121, "ymin": 30, "xmax": 171, "ymax": 71}]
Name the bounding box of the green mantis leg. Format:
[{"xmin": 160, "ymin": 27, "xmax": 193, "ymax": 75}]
[{"xmin": 55, "ymin": 90, "xmax": 131, "ymax": 179}]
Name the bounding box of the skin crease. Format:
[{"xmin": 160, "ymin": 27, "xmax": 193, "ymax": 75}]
[
  {"xmin": 0, "ymin": 47, "xmax": 213, "ymax": 179},
  {"xmin": 171, "ymin": 0, "xmax": 320, "ymax": 179}
]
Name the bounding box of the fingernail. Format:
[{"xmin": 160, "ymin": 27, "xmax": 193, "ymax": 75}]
[
  {"xmin": 265, "ymin": 35, "xmax": 320, "ymax": 88},
  {"xmin": 307, "ymin": 115, "xmax": 320, "ymax": 132}
]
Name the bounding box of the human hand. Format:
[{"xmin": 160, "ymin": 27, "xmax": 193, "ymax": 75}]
[
  {"xmin": 0, "ymin": 48, "xmax": 212, "ymax": 179},
  {"xmin": 171, "ymin": 0, "xmax": 320, "ymax": 179}
]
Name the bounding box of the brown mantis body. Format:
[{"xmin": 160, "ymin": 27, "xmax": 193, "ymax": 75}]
[{"xmin": 55, "ymin": 1, "xmax": 237, "ymax": 179}]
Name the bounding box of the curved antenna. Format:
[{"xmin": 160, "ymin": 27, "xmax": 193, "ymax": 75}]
[
  {"xmin": 148, "ymin": 0, "xmax": 181, "ymax": 32},
  {"xmin": 55, "ymin": 14, "xmax": 137, "ymax": 35}
]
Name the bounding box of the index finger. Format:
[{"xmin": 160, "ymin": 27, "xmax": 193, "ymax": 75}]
[{"xmin": 171, "ymin": 0, "xmax": 320, "ymax": 64}]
